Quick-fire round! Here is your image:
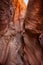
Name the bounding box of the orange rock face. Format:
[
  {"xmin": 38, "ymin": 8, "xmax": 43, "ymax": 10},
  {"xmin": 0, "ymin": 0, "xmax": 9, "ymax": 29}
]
[{"xmin": 14, "ymin": 0, "xmax": 26, "ymax": 32}]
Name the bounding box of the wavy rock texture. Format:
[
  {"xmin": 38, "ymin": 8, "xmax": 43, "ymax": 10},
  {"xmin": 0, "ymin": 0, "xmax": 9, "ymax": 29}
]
[
  {"xmin": 0, "ymin": 0, "xmax": 26, "ymax": 65},
  {"xmin": 24, "ymin": 0, "xmax": 43, "ymax": 65},
  {"xmin": 0, "ymin": 0, "xmax": 43, "ymax": 65}
]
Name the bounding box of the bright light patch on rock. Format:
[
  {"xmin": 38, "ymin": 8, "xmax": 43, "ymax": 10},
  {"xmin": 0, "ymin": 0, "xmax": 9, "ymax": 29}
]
[{"xmin": 24, "ymin": 0, "xmax": 28, "ymax": 5}]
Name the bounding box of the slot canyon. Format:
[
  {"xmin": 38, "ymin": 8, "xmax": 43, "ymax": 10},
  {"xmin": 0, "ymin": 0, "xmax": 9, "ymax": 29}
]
[{"xmin": 0, "ymin": 0, "xmax": 43, "ymax": 65}]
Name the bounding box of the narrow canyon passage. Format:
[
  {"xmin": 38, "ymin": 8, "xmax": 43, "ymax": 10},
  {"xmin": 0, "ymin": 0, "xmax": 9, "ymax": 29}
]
[{"xmin": 0, "ymin": 0, "xmax": 43, "ymax": 65}]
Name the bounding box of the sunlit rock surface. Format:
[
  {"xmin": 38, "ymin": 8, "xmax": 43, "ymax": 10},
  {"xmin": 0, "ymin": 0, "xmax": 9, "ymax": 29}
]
[{"xmin": 14, "ymin": 0, "xmax": 26, "ymax": 32}]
